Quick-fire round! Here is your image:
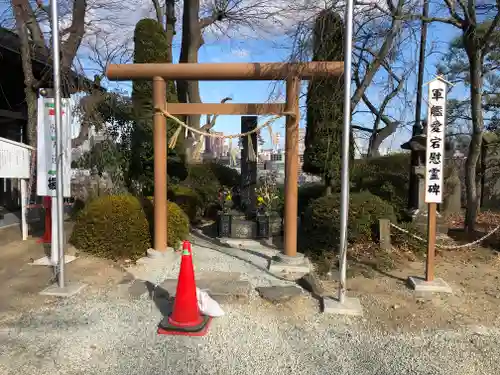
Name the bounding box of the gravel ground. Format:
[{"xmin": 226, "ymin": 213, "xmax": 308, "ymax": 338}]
[
  {"xmin": 1, "ymin": 241, "xmax": 500, "ymax": 375},
  {"xmin": 1, "ymin": 291, "xmax": 500, "ymax": 375}
]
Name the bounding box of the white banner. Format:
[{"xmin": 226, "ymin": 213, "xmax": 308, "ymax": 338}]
[
  {"xmin": 36, "ymin": 96, "xmax": 72, "ymax": 197},
  {"xmin": 424, "ymin": 77, "xmax": 447, "ymax": 204}
]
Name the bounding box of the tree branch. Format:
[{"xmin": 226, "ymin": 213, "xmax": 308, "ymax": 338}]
[
  {"xmin": 61, "ymin": 0, "xmax": 87, "ymax": 70},
  {"xmin": 479, "ymin": 1, "xmax": 500, "ymax": 51}
]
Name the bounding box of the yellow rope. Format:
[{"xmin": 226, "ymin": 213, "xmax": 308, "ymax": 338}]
[{"xmin": 156, "ymin": 107, "xmax": 284, "ymax": 141}]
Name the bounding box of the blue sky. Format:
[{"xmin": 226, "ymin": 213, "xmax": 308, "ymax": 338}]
[{"xmin": 0, "ymin": 0, "xmax": 466, "ymax": 153}]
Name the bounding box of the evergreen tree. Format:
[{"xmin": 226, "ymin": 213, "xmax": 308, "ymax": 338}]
[
  {"xmin": 303, "ymin": 10, "xmax": 353, "ymax": 194},
  {"xmin": 130, "ymin": 19, "xmax": 185, "ymax": 195}
]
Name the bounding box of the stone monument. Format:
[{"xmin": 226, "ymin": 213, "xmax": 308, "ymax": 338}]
[{"xmin": 240, "ymin": 116, "xmax": 258, "ymax": 216}]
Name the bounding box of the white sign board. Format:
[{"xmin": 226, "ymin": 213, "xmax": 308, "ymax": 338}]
[
  {"xmin": 36, "ymin": 96, "xmax": 72, "ymax": 197},
  {"xmin": 424, "ymin": 77, "xmax": 447, "ymax": 204},
  {"xmin": 0, "ymin": 137, "xmax": 34, "ymax": 178}
]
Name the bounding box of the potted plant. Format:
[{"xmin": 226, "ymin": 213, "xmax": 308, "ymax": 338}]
[
  {"xmin": 255, "ymin": 173, "xmax": 282, "ymax": 238},
  {"xmin": 217, "ymin": 187, "xmax": 233, "ymax": 237}
]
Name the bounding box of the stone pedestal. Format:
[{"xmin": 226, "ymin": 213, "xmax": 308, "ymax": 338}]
[
  {"xmin": 240, "ymin": 116, "xmax": 258, "ymax": 215},
  {"xmin": 268, "ymin": 252, "xmax": 312, "ymax": 280}
]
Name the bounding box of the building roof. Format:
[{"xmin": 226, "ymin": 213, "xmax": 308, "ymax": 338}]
[{"xmin": 0, "ymin": 27, "xmax": 102, "ymax": 94}]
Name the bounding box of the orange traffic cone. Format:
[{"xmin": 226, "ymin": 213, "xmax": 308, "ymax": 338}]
[{"xmin": 157, "ymin": 240, "xmax": 211, "ymax": 336}]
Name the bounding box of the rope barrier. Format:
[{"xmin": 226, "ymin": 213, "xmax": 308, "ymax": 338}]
[
  {"xmin": 389, "ymin": 222, "xmax": 500, "ymax": 250},
  {"xmin": 155, "ymin": 107, "xmax": 286, "ymax": 162}
]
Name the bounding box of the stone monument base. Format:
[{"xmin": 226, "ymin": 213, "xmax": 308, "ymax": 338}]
[{"xmin": 407, "ymin": 276, "xmax": 452, "ymax": 294}]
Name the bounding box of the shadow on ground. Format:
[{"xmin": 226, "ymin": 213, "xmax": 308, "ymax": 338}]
[{"xmin": 144, "ymin": 281, "xmax": 174, "ymax": 317}]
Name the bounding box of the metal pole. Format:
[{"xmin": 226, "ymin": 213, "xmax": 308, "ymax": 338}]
[
  {"xmin": 50, "ymin": 0, "xmax": 65, "ymax": 288},
  {"xmin": 337, "ymin": 0, "xmax": 355, "ymax": 304}
]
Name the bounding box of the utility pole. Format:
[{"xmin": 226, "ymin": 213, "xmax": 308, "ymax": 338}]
[{"xmin": 409, "ymin": 0, "xmax": 429, "ymax": 210}]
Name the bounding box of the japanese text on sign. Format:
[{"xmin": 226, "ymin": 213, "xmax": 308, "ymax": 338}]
[{"xmin": 425, "ymin": 78, "xmax": 447, "ymax": 204}]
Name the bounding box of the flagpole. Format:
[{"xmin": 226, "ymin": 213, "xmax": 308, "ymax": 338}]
[
  {"xmin": 50, "ymin": 0, "xmax": 65, "ymax": 288},
  {"xmin": 337, "ymin": 0, "xmax": 355, "ymax": 304}
]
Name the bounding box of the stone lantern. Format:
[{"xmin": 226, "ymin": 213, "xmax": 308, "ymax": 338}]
[{"xmin": 401, "ymin": 120, "xmax": 450, "ymax": 234}]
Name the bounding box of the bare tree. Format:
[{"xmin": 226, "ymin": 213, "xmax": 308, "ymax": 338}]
[
  {"xmin": 287, "ymin": 0, "xmax": 420, "ymax": 156},
  {"xmin": 409, "ymin": 0, "xmax": 500, "ymax": 231}
]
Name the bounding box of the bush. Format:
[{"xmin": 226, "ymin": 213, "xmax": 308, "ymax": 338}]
[
  {"xmin": 168, "ymin": 185, "xmax": 202, "ymax": 223},
  {"xmin": 298, "ymin": 183, "xmax": 326, "ymax": 216},
  {"xmin": 180, "ymin": 164, "xmax": 221, "ymax": 208},
  {"xmin": 208, "ymin": 162, "xmax": 241, "ymax": 188},
  {"xmin": 302, "ymin": 191, "xmax": 397, "ymax": 255},
  {"xmin": 143, "ymin": 197, "xmax": 190, "ymax": 248},
  {"xmin": 351, "ymin": 153, "xmax": 410, "ymax": 220},
  {"xmin": 167, "ymin": 201, "xmax": 190, "ymax": 248},
  {"xmin": 70, "ymin": 194, "xmax": 151, "ymax": 261}
]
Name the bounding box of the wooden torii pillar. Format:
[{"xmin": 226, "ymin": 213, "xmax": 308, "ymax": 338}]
[{"xmin": 106, "ymin": 62, "xmax": 344, "ymax": 256}]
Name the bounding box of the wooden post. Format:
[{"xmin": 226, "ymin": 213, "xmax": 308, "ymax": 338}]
[
  {"xmin": 284, "ymin": 76, "xmax": 300, "ymax": 257},
  {"xmin": 426, "ymin": 202, "xmax": 437, "ymax": 281},
  {"xmin": 379, "ymin": 219, "xmax": 391, "ymax": 251},
  {"xmin": 153, "ymin": 77, "xmax": 168, "ymax": 252}
]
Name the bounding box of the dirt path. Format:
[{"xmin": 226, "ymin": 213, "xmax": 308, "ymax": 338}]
[
  {"xmin": 0, "ymin": 226, "xmax": 126, "ymax": 323},
  {"xmin": 322, "ymin": 246, "xmax": 500, "ymax": 332}
]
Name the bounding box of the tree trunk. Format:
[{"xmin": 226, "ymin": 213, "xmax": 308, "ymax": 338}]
[
  {"xmin": 165, "ymin": 0, "xmax": 175, "ymax": 59},
  {"xmin": 464, "ymin": 46, "xmax": 484, "ymax": 233},
  {"xmin": 177, "ymin": 0, "xmax": 202, "ymax": 131},
  {"xmin": 13, "ymin": 1, "xmax": 39, "ymax": 199}
]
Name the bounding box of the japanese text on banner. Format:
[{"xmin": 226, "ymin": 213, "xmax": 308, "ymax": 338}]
[{"xmin": 425, "ymin": 78, "xmax": 447, "ymax": 204}]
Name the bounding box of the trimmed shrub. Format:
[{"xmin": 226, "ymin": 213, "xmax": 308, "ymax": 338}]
[
  {"xmin": 168, "ymin": 185, "xmax": 202, "ymax": 223},
  {"xmin": 70, "ymin": 194, "xmax": 151, "ymax": 261},
  {"xmin": 143, "ymin": 197, "xmax": 190, "ymax": 248},
  {"xmin": 302, "ymin": 191, "xmax": 397, "ymax": 255},
  {"xmin": 167, "ymin": 201, "xmax": 190, "ymax": 248}
]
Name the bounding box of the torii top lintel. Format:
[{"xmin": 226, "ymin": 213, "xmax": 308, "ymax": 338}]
[{"xmin": 105, "ymin": 62, "xmax": 344, "ymax": 81}]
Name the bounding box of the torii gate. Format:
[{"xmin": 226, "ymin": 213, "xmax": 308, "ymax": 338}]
[{"xmin": 106, "ymin": 61, "xmax": 343, "ymax": 258}]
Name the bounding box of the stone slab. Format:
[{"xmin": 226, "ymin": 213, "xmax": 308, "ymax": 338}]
[
  {"xmin": 128, "ymin": 280, "xmax": 150, "ymax": 299},
  {"xmin": 268, "ymin": 256, "xmax": 312, "ymax": 275},
  {"xmin": 323, "ymin": 296, "xmax": 363, "ymax": 316},
  {"xmin": 407, "ymin": 276, "xmax": 452, "ymax": 293},
  {"xmin": 159, "ymin": 278, "xmax": 251, "ymax": 303},
  {"xmin": 30, "ymin": 255, "xmax": 77, "ymax": 266},
  {"xmin": 39, "ymin": 282, "xmax": 87, "ymax": 297},
  {"xmin": 195, "ymin": 271, "xmax": 242, "ymax": 281},
  {"xmin": 256, "ymin": 286, "xmax": 303, "ymax": 303},
  {"xmin": 197, "ymin": 279, "xmax": 251, "ymax": 303},
  {"xmin": 297, "ymin": 273, "xmax": 324, "ymax": 297}
]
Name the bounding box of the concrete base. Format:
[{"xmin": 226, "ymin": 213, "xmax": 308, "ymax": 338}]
[
  {"xmin": 39, "ymin": 282, "xmax": 87, "ymax": 297},
  {"xmin": 268, "ymin": 255, "xmax": 311, "ymax": 274},
  {"xmin": 30, "ymin": 255, "xmax": 76, "ymax": 266},
  {"xmin": 323, "ymin": 296, "xmax": 363, "ymax": 316},
  {"xmin": 146, "ymin": 248, "xmax": 176, "ymax": 259},
  {"xmin": 407, "ymin": 276, "xmax": 452, "ymax": 293}
]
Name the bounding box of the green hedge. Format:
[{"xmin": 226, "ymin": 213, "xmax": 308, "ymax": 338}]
[
  {"xmin": 70, "ymin": 194, "xmax": 190, "ymax": 260},
  {"xmin": 70, "ymin": 194, "xmax": 151, "ymax": 261},
  {"xmin": 302, "ymin": 191, "xmax": 397, "ymax": 255},
  {"xmin": 168, "ymin": 185, "xmax": 202, "ymax": 223},
  {"xmin": 351, "ymin": 153, "xmax": 410, "ymax": 220}
]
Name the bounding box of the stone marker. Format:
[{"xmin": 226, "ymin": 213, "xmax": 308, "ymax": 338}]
[{"xmin": 256, "ymin": 285, "xmax": 303, "ymax": 303}]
